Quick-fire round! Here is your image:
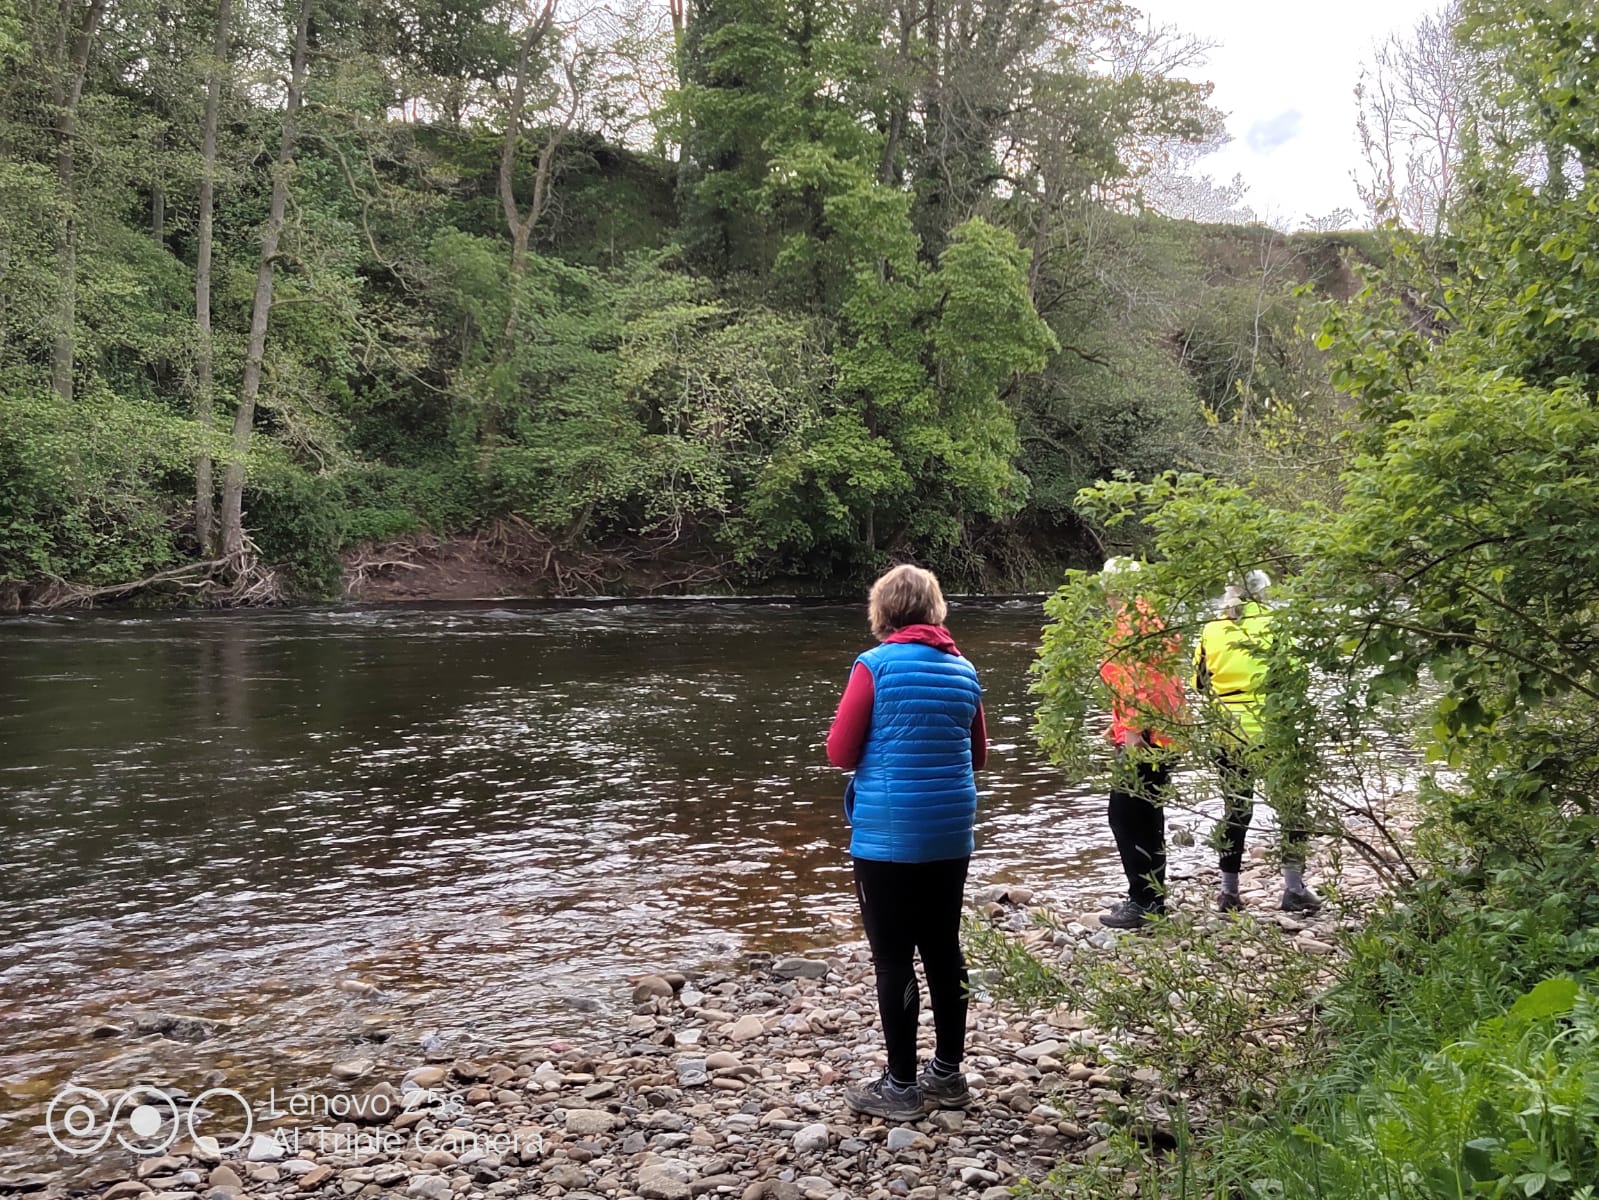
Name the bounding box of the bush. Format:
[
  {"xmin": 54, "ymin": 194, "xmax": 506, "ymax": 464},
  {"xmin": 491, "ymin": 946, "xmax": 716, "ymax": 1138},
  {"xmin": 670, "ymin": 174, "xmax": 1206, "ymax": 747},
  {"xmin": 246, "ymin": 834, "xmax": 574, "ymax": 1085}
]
[
  {"xmin": 0, "ymin": 385, "xmax": 198, "ymax": 586},
  {"xmin": 244, "ymin": 463, "xmax": 346, "ymax": 598},
  {"xmin": 338, "ymin": 462, "xmax": 486, "ymax": 545}
]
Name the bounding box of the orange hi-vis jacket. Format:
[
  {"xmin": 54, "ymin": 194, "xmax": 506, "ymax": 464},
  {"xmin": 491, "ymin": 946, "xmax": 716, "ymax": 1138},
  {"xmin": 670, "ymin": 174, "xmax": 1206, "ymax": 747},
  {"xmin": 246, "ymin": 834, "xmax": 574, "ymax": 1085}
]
[{"xmin": 1099, "ymin": 599, "xmax": 1187, "ymax": 748}]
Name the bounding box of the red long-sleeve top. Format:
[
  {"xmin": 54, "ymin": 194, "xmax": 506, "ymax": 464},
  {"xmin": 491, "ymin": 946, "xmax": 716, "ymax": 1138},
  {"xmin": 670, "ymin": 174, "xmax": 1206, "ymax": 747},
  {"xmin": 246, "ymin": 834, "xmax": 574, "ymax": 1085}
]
[{"xmin": 825, "ymin": 624, "xmax": 988, "ymax": 771}]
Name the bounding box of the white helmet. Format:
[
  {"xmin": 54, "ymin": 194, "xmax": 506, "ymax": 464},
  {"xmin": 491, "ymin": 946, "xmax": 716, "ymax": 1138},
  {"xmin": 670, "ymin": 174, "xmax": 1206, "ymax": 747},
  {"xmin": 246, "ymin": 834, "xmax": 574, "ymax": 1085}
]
[{"xmin": 1102, "ymin": 556, "xmax": 1141, "ymax": 578}]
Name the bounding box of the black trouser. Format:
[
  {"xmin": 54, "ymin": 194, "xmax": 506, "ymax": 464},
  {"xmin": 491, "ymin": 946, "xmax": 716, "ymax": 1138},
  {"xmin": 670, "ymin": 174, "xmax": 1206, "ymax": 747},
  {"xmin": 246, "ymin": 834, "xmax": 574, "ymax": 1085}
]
[
  {"xmin": 852, "ymin": 855, "xmax": 970, "ymax": 1085},
  {"xmin": 1108, "ymin": 751, "xmax": 1172, "ymax": 909},
  {"xmin": 1215, "ymin": 747, "xmax": 1308, "ymax": 873}
]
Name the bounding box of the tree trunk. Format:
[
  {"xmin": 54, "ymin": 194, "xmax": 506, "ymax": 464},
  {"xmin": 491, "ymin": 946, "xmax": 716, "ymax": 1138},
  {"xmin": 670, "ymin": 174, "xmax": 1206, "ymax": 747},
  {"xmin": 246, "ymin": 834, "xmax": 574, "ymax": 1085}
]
[
  {"xmin": 497, "ymin": 0, "xmax": 558, "ymax": 280},
  {"xmin": 879, "ymin": 1, "xmax": 913, "ymax": 186},
  {"xmin": 50, "ymin": 0, "xmax": 106, "ymax": 404},
  {"xmin": 218, "ymin": 0, "xmax": 311, "ymax": 562},
  {"xmin": 194, "ymin": 0, "xmax": 231, "ymax": 556}
]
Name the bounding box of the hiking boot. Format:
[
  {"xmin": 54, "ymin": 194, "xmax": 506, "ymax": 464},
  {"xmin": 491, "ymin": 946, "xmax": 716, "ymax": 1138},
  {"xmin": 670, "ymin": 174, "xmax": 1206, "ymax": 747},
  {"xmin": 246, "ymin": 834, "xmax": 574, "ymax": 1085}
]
[
  {"xmin": 1217, "ymin": 889, "xmax": 1243, "ymax": 913},
  {"xmin": 1099, "ymin": 898, "xmax": 1163, "ymax": 930},
  {"xmin": 1280, "ymin": 886, "xmax": 1324, "ymax": 914},
  {"xmin": 843, "ymin": 1074, "xmax": 925, "ymax": 1122},
  {"xmin": 917, "ymin": 1066, "xmax": 972, "ymax": 1109}
]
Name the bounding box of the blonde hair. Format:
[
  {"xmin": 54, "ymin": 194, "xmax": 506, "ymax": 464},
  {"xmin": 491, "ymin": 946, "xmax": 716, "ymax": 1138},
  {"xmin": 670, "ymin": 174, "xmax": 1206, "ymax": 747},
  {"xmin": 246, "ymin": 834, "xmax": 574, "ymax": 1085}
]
[{"xmin": 868, "ymin": 564, "xmax": 948, "ymax": 640}]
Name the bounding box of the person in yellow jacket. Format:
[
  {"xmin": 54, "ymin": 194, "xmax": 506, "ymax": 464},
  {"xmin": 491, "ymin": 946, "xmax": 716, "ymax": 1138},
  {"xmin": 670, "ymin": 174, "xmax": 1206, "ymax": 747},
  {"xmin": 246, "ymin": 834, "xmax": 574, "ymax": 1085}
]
[{"xmin": 1192, "ymin": 570, "xmax": 1320, "ymax": 914}]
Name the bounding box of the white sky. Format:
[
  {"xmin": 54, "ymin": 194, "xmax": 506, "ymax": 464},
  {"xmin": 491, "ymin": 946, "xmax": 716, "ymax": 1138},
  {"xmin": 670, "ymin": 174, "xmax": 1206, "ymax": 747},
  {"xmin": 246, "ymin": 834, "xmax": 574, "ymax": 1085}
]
[{"xmin": 1134, "ymin": 0, "xmax": 1447, "ymax": 228}]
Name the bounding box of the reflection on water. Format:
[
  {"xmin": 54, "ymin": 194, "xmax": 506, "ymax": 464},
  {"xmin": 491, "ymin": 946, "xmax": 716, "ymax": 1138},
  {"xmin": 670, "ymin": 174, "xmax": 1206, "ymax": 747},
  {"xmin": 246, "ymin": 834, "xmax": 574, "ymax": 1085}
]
[{"xmin": 0, "ymin": 599, "xmax": 1233, "ymax": 1162}]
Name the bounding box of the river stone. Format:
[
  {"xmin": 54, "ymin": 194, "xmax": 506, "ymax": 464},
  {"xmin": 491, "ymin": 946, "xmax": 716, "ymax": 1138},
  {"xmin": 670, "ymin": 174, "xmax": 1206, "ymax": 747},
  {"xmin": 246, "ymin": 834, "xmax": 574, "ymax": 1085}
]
[
  {"xmin": 792, "ymin": 1122, "xmax": 829, "ymax": 1153},
  {"xmin": 331, "ymin": 1058, "xmax": 374, "ymax": 1081},
  {"xmin": 633, "ymin": 975, "xmax": 675, "ymax": 1003},
  {"xmin": 187, "ymin": 1136, "xmax": 222, "ymax": 1165},
  {"xmin": 741, "ymin": 1184, "xmax": 804, "ymax": 1200},
  {"xmin": 547, "ymin": 1165, "xmax": 588, "ymax": 1190},
  {"xmin": 246, "ymin": 1133, "xmax": 286, "ymax": 1162},
  {"xmin": 361, "ymin": 1081, "xmax": 405, "ymax": 1122},
  {"xmin": 884, "ymin": 1127, "xmax": 924, "ymax": 1152},
  {"xmin": 676, "ymin": 1058, "xmax": 709, "ymax": 1087},
  {"xmin": 771, "ymin": 958, "xmax": 829, "ymax": 981},
  {"xmin": 207, "ymin": 1168, "xmax": 244, "ymax": 1191},
  {"xmin": 726, "ymin": 1015, "xmax": 765, "ymax": 1042},
  {"xmin": 295, "ymin": 1166, "xmax": 333, "ymax": 1192},
  {"xmin": 406, "ymin": 1177, "xmax": 451, "ymax": 1200},
  {"xmin": 104, "ymin": 1183, "xmax": 151, "ymax": 1200},
  {"xmin": 408, "ymin": 1065, "xmax": 448, "ymax": 1089},
  {"xmin": 138, "ymin": 1159, "xmax": 186, "ymax": 1181},
  {"xmin": 565, "ymin": 1109, "xmax": 619, "ymax": 1137},
  {"xmin": 1016, "ymin": 1040, "xmax": 1062, "ymax": 1062},
  {"xmin": 637, "ymin": 1162, "xmax": 692, "ymax": 1200},
  {"xmin": 132, "ymin": 1012, "xmax": 221, "ymax": 1042}
]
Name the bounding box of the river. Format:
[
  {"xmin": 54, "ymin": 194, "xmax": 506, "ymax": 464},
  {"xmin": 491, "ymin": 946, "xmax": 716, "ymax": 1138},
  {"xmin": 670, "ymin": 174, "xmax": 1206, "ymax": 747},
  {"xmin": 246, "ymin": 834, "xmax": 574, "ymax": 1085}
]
[{"xmin": 0, "ymin": 599, "xmax": 1230, "ymax": 1169}]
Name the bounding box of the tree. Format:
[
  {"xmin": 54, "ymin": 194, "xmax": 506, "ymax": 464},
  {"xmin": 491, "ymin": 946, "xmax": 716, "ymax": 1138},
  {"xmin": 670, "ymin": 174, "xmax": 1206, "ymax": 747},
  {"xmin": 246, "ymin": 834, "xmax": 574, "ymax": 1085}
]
[
  {"xmin": 497, "ymin": 0, "xmax": 562, "ymax": 277},
  {"xmin": 218, "ymin": 0, "xmax": 313, "ymax": 563},
  {"xmin": 1354, "ymin": 1, "xmax": 1469, "ymax": 233},
  {"xmin": 193, "ymin": 0, "xmax": 232, "ymax": 555},
  {"xmin": 48, "ymin": 0, "xmax": 107, "ymax": 403}
]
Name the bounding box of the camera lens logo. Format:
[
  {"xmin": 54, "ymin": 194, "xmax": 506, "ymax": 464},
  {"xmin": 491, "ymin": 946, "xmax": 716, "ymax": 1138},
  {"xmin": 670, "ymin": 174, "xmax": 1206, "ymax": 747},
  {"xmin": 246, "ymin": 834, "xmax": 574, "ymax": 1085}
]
[
  {"xmin": 187, "ymin": 1088, "xmax": 255, "ymax": 1154},
  {"xmin": 45, "ymin": 1087, "xmax": 114, "ymax": 1156},
  {"xmin": 45, "ymin": 1085, "xmax": 253, "ymax": 1157}
]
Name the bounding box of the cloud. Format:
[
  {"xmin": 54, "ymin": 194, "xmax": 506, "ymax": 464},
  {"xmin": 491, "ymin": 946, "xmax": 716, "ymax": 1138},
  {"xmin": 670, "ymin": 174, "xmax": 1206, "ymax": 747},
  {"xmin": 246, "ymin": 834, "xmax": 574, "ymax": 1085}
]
[{"xmin": 1245, "ymin": 109, "xmax": 1303, "ymax": 154}]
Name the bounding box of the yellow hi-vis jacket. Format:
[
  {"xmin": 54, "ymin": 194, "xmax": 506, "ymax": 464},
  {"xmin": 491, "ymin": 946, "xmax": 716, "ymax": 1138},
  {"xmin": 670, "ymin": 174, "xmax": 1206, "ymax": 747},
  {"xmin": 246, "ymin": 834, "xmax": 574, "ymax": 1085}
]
[{"xmin": 1193, "ymin": 601, "xmax": 1273, "ymax": 741}]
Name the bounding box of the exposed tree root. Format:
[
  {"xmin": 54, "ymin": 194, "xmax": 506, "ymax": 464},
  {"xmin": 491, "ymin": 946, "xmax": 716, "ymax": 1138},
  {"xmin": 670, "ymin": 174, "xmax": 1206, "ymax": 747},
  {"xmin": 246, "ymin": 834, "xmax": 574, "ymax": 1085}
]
[{"xmin": 31, "ymin": 535, "xmax": 285, "ymax": 610}]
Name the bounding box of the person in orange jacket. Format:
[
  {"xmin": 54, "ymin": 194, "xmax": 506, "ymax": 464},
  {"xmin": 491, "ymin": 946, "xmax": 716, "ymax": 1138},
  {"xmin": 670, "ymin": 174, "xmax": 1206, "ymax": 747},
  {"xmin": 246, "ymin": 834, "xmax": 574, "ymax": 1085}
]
[{"xmin": 1096, "ymin": 558, "xmax": 1188, "ymax": 929}]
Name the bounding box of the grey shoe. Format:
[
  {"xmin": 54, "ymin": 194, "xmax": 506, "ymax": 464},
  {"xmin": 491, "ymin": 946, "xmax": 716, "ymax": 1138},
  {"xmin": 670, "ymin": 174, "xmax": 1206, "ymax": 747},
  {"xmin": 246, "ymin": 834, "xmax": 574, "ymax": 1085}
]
[
  {"xmin": 1217, "ymin": 889, "xmax": 1243, "ymax": 913},
  {"xmin": 1100, "ymin": 898, "xmax": 1163, "ymax": 929},
  {"xmin": 916, "ymin": 1066, "xmax": 971, "ymax": 1109},
  {"xmin": 844, "ymin": 1074, "xmax": 925, "ymax": 1122},
  {"xmin": 1280, "ymin": 886, "xmax": 1323, "ymax": 914}
]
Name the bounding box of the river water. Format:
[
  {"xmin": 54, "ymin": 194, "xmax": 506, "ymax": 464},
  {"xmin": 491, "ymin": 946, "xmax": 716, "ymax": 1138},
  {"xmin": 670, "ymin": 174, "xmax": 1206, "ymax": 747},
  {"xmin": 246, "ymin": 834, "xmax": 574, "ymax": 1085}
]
[{"xmin": 0, "ymin": 600, "xmax": 1228, "ymax": 1169}]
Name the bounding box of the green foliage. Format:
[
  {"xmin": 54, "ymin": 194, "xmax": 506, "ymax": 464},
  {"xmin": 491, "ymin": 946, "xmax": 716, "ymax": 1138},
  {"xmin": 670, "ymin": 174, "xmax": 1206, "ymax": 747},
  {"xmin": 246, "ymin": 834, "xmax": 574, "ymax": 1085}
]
[
  {"xmin": 0, "ymin": 0, "xmax": 1314, "ymax": 599},
  {"xmin": 337, "ymin": 463, "xmax": 484, "ymax": 544},
  {"xmin": 1016, "ymin": 8, "xmax": 1599, "ymax": 1198},
  {"xmin": 1196, "ymin": 837, "xmax": 1599, "ymax": 1200},
  {"xmin": 967, "ymin": 909, "xmax": 1326, "ymax": 1097},
  {"xmin": 244, "ymin": 459, "xmax": 347, "ymax": 598},
  {"xmin": 0, "ymin": 388, "xmax": 202, "ymax": 585}
]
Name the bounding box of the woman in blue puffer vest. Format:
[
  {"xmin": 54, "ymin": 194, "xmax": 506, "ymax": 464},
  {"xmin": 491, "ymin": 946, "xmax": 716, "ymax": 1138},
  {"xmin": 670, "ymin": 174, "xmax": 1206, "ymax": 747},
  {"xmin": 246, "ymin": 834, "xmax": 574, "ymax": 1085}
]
[{"xmin": 826, "ymin": 564, "xmax": 988, "ymax": 1121}]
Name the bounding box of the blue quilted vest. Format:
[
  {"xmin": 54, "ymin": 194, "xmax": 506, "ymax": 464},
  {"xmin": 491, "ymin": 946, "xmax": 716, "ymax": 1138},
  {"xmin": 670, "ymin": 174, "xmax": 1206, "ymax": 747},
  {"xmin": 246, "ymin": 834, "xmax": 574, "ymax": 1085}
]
[{"xmin": 846, "ymin": 641, "xmax": 982, "ymax": 863}]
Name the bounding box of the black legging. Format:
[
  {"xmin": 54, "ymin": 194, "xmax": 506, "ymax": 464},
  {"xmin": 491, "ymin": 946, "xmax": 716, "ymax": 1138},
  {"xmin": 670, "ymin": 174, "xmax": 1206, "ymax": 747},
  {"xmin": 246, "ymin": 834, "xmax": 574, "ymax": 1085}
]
[
  {"xmin": 1215, "ymin": 747, "xmax": 1308, "ymax": 873},
  {"xmin": 852, "ymin": 855, "xmax": 970, "ymax": 1084},
  {"xmin": 1108, "ymin": 753, "xmax": 1172, "ymax": 909}
]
